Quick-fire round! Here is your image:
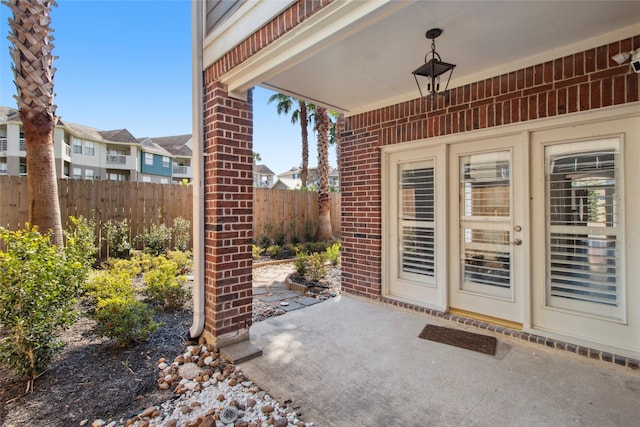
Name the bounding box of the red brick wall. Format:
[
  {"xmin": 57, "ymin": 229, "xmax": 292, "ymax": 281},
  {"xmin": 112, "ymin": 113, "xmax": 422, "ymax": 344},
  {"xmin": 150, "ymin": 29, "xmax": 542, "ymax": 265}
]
[
  {"xmin": 340, "ymin": 35, "xmax": 640, "ymax": 299},
  {"xmin": 202, "ymin": 81, "xmax": 254, "ymax": 346},
  {"xmin": 201, "ymin": 0, "xmax": 333, "ymax": 344}
]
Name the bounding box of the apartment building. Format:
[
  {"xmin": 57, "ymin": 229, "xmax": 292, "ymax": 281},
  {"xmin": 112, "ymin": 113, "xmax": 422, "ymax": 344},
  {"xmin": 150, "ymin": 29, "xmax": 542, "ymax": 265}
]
[
  {"xmin": 0, "ymin": 106, "xmax": 187, "ymax": 184},
  {"xmin": 149, "ymin": 134, "xmax": 193, "ymax": 184}
]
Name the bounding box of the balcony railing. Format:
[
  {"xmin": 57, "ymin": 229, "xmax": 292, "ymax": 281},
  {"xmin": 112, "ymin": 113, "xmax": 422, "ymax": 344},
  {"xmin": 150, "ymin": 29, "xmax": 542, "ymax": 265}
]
[
  {"xmin": 0, "ymin": 138, "xmax": 7, "ymax": 151},
  {"xmin": 106, "ymin": 154, "xmax": 127, "ymax": 164},
  {"xmin": 64, "ymin": 144, "xmax": 71, "ymax": 157},
  {"xmin": 173, "ymin": 165, "xmax": 188, "ymax": 174},
  {"xmin": 19, "ymin": 138, "xmax": 26, "ymax": 151}
]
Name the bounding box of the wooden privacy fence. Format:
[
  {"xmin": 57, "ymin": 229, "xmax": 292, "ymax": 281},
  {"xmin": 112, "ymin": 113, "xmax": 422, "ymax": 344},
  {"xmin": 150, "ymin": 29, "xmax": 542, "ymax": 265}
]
[{"xmin": 0, "ymin": 176, "xmax": 341, "ymax": 256}]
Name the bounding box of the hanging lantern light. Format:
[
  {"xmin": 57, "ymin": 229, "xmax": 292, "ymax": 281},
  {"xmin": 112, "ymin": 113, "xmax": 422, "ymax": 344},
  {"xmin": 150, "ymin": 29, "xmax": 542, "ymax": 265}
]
[{"xmin": 412, "ymin": 28, "xmax": 456, "ymax": 101}]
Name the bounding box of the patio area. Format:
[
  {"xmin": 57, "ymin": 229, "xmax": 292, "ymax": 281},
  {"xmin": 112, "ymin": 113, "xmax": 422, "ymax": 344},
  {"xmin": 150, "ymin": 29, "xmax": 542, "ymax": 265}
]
[{"xmin": 240, "ymin": 295, "xmax": 640, "ymax": 426}]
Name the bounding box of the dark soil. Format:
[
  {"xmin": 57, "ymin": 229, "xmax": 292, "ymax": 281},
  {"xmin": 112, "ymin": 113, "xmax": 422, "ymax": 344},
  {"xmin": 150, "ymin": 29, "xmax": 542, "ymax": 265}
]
[
  {"xmin": 0, "ymin": 306, "xmax": 193, "ymax": 426},
  {"xmin": 0, "ymin": 260, "xmax": 339, "ymax": 426}
]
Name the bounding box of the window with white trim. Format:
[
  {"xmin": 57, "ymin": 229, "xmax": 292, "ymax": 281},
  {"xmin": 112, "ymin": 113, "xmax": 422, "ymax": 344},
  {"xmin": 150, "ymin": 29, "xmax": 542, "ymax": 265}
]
[
  {"xmin": 72, "ymin": 167, "xmax": 82, "ymax": 179},
  {"xmin": 162, "ymin": 156, "xmax": 170, "ymax": 168},
  {"xmin": 145, "ymin": 153, "xmax": 154, "ymax": 165},
  {"xmin": 84, "ymin": 169, "xmax": 94, "ymax": 180},
  {"xmin": 73, "ymin": 140, "xmax": 82, "ymax": 154},
  {"xmin": 85, "ymin": 141, "xmax": 94, "ymax": 156},
  {"xmin": 545, "ymin": 138, "xmax": 623, "ymax": 320}
]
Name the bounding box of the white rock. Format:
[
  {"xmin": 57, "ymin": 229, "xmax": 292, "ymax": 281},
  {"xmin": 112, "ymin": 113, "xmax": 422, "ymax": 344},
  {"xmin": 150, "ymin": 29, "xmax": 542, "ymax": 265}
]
[
  {"xmin": 179, "ymin": 362, "xmax": 201, "ymax": 380},
  {"xmin": 158, "ymin": 362, "xmax": 168, "ymax": 370},
  {"xmin": 91, "ymin": 420, "xmax": 105, "ymax": 427},
  {"xmin": 204, "ymin": 356, "xmax": 214, "ymax": 365}
]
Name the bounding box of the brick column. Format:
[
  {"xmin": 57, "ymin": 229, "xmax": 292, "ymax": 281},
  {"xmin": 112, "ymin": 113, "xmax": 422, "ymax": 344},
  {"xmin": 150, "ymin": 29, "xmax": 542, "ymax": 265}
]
[{"xmin": 202, "ymin": 81, "xmax": 253, "ymax": 347}]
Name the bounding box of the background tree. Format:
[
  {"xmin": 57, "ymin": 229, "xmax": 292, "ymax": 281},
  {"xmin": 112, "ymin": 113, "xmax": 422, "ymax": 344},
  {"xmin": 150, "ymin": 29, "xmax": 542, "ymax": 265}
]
[
  {"xmin": 268, "ymin": 93, "xmax": 311, "ymax": 188},
  {"xmin": 315, "ymin": 106, "xmax": 333, "ymax": 240},
  {"xmin": 5, "ymin": 0, "xmax": 63, "ymax": 245},
  {"xmin": 328, "ymin": 110, "xmax": 342, "ymax": 192}
]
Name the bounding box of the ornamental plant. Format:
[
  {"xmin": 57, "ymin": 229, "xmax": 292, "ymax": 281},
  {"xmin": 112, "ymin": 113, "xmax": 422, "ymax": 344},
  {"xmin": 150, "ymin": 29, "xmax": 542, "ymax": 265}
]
[
  {"xmin": 144, "ymin": 256, "xmax": 190, "ymax": 311},
  {"xmin": 307, "ymin": 252, "xmax": 328, "ymax": 282},
  {"xmin": 86, "ymin": 268, "xmax": 137, "ymax": 304},
  {"xmin": 94, "ymin": 297, "xmax": 158, "ymax": 347},
  {"xmin": 172, "ymin": 216, "xmax": 191, "ymax": 251},
  {"xmin": 325, "ymin": 242, "xmax": 341, "ymax": 266},
  {"xmin": 0, "ymin": 220, "xmax": 94, "ymax": 381},
  {"xmin": 104, "ymin": 218, "xmax": 131, "ymax": 259},
  {"xmin": 167, "ymin": 250, "xmax": 192, "ymax": 275},
  {"xmin": 88, "ymin": 256, "xmax": 158, "ymax": 346},
  {"xmin": 252, "ymin": 244, "xmax": 263, "ymax": 260},
  {"xmin": 294, "ymin": 250, "xmax": 309, "ymax": 278},
  {"xmin": 136, "ymin": 219, "xmax": 172, "ymax": 255}
]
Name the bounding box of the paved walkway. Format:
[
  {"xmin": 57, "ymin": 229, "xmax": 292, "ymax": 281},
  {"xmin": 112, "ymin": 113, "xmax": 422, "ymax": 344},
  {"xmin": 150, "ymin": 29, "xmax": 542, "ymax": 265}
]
[
  {"xmin": 245, "ymin": 267, "xmax": 640, "ymax": 427},
  {"xmin": 253, "ymin": 263, "xmax": 322, "ymax": 312}
]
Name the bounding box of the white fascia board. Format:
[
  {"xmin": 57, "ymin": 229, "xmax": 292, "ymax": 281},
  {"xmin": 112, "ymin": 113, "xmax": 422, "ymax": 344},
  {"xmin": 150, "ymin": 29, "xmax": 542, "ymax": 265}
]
[
  {"xmin": 217, "ymin": 0, "xmax": 410, "ymax": 101},
  {"xmin": 203, "ymin": 0, "xmax": 294, "ymax": 70},
  {"xmin": 346, "ymin": 22, "xmax": 640, "ymax": 117}
]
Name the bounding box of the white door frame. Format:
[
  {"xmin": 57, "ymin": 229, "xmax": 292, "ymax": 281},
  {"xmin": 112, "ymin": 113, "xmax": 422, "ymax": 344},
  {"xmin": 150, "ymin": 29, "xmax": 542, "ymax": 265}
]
[
  {"xmin": 447, "ymin": 133, "xmax": 530, "ymax": 324},
  {"xmin": 382, "ymin": 144, "xmax": 447, "ymax": 312}
]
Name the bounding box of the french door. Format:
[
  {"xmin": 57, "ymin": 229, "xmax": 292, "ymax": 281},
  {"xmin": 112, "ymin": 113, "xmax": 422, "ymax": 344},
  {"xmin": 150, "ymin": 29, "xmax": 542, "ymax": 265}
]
[
  {"xmin": 448, "ymin": 136, "xmax": 527, "ymax": 324},
  {"xmin": 385, "ymin": 146, "xmax": 446, "ymax": 311}
]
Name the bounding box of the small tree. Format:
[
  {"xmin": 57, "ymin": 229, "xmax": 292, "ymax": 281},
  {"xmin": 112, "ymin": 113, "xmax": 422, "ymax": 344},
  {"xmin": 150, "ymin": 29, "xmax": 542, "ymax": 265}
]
[{"xmin": 0, "ymin": 221, "xmax": 94, "ymax": 389}]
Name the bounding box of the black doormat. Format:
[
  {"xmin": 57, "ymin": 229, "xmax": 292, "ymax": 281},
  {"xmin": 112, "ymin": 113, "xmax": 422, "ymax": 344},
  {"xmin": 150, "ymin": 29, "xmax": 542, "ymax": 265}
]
[{"xmin": 418, "ymin": 324, "xmax": 497, "ymax": 355}]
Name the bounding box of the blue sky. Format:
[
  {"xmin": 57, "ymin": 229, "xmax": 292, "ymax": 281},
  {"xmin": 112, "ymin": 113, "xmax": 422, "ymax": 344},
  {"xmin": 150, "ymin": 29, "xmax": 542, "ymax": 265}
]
[{"xmin": 0, "ymin": 0, "xmax": 334, "ymax": 176}]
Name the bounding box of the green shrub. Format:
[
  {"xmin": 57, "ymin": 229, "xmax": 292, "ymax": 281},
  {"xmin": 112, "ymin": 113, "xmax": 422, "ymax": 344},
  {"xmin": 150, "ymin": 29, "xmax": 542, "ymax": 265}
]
[
  {"xmin": 0, "ymin": 225, "xmax": 88, "ymax": 379},
  {"xmin": 144, "ymin": 257, "xmax": 190, "ymax": 311},
  {"xmin": 307, "ymin": 252, "xmax": 328, "ymax": 281},
  {"xmin": 136, "ymin": 221, "xmax": 173, "ymax": 255},
  {"xmin": 266, "ymin": 244, "xmax": 284, "ymax": 259},
  {"xmin": 167, "ymin": 250, "xmax": 192, "ymax": 274},
  {"xmin": 172, "ymin": 216, "xmax": 191, "ymax": 251},
  {"xmin": 294, "ymin": 251, "xmax": 308, "ymax": 278},
  {"xmin": 326, "ymin": 242, "xmax": 341, "ymax": 266},
  {"xmin": 252, "ymin": 244, "xmax": 263, "ymax": 259},
  {"xmin": 104, "ymin": 218, "xmax": 131, "ymax": 259},
  {"xmin": 86, "ymin": 268, "xmax": 136, "ymax": 304},
  {"xmin": 65, "ymin": 216, "xmax": 97, "ymax": 274},
  {"xmin": 305, "ymin": 241, "xmax": 328, "ymax": 254},
  {"xmin": 101, "ymin": 257, "xmax": 142, "ymax": 278},
  {"xmin": 129, "ymin": 250, "xmax": 155, "ymax": 273},
  {"xmin": 257, "ymin": 234, "xmax": 271, "ymax": 249},
  {"xmin": 94, "ymin": 296, "xmax": 158, "ymax": 347},
  {"xmin": 273, "ymin": 222, "xmax": 286, "ymax": 246}
]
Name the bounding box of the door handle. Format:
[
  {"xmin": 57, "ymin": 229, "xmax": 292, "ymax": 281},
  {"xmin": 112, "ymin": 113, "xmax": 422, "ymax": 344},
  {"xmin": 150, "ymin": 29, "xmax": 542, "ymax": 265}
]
[{"xmin": 513, "ymin": 238, "xmax": 522, "ymax": 246}]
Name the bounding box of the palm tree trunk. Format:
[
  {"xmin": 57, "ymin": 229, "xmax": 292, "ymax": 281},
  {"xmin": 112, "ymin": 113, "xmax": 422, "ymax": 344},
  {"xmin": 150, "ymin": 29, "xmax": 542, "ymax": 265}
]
[
  {"xmin": 315, "ymin": 106, "xmax": 333, "ymax": 241},
  {"xmin": 6, "ymin": 0, "xmax": 63, "ymax": 245},
  {"xmin": 22, "ymin": 112, "xmax": 62, "ymax": 244},
  {"xmin": 299, "ymin": 101, "xmax": 309, "ymax": 188}
]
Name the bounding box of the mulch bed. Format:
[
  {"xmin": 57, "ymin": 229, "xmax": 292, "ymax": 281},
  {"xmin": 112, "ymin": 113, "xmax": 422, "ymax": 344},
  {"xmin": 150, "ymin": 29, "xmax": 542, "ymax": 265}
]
[{"xmin": 0, "ymin": 307, "xmax": 193, "ymax": 426}]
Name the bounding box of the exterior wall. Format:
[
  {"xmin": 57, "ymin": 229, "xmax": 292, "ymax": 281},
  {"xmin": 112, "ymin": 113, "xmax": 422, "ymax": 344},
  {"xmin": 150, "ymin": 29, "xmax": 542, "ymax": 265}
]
[
  {"xmin": 201, "ymin": 81, "xmax": 254, "ymax": 346},
  {"xmin": 140, "ymin": 152, "xmax": 172, "ymax": 177},
  {"xmin": 341, "ymin": 35, "xmax": 640, "ymax": 299},
  {"xmin": 0, "ymin": 122, "xmax": 24, "ymax": 176},
  {"xmin": 201, "ymin": 0, "xmax": 333, "ymax": 344}
]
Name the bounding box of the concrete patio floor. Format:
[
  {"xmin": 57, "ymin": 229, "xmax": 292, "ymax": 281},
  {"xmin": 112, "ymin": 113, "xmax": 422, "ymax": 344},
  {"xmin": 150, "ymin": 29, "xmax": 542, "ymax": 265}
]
[{"xmin": 240, "ymin": 295, "xmax": 640, "ymax": 427}]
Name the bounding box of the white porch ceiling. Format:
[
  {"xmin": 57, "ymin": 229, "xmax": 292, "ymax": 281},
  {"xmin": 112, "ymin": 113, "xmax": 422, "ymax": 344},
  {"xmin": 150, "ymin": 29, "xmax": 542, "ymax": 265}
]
[{"xmin": 218, "ymin": 0, "xmax": 640, "ymax": 116}]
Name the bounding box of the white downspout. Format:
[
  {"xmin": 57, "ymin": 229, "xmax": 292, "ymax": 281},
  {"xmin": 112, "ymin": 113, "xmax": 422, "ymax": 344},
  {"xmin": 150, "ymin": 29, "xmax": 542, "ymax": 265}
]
[{"xmin": 189, "ymin": 0, "xmax": 205, "ymax": 339}]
